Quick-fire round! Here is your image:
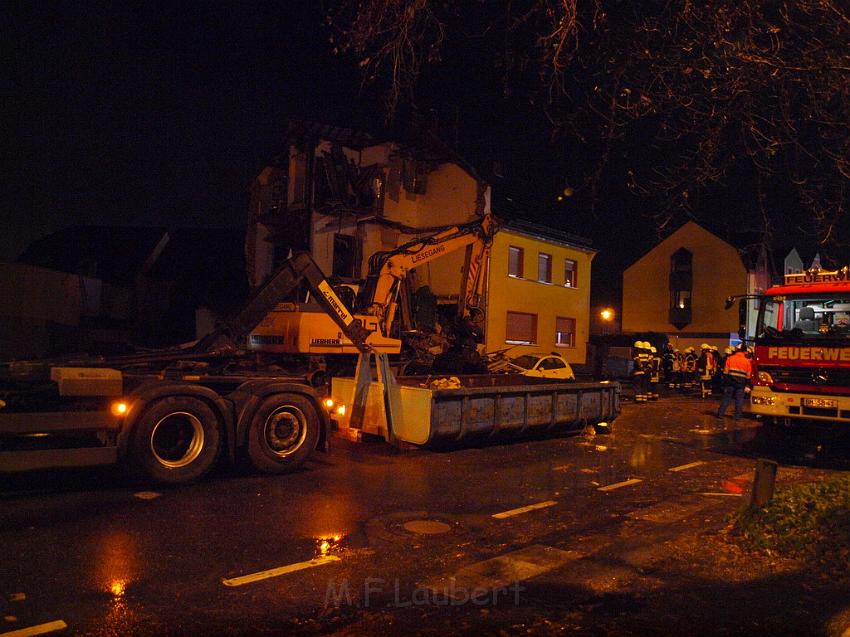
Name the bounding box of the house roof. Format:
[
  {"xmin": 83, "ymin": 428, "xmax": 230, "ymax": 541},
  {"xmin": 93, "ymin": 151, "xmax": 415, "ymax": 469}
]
[
  {"xmin": 17, "ymin": 225, "xmax": 169, "ymax": 285},
  {"xmin": 502, "ymin": 219, "xmax": 594, "ymax": 252},
  {"xmin": 17, "ymin": 226, "xmax": 246, "ymax": 295},
  {"xmin": 284, "ymin": 119, "xmax": 375, "ymax": 149}
]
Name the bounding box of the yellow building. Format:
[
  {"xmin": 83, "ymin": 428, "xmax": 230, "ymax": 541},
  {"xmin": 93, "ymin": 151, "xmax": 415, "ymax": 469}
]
[
  {"xmin": 622, "ymin": 221, "xmax": 754, "ymax": 351},
  {"xmin": 485, "ymin": 221, "xmax": 596, "ymax": 364}
]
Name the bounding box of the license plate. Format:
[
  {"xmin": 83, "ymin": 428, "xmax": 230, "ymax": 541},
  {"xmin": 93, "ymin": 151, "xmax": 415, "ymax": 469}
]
[{"xmin": 802, "ymin": 398, "xmax": 838, "ymax": 408}]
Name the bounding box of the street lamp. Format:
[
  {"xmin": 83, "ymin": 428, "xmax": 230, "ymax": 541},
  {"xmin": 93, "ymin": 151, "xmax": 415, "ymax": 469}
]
[{"xmin": 599, "ymin": 308, "xmax": 615, "ymax": 335}]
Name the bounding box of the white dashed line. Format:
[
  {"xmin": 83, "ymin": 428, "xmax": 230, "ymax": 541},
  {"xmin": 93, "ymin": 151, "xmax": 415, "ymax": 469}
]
[
  {"xmin": 552, "ymin": 465, "xmax": 571, "ymax": 471},
  {"xmin": 492, "ymin": 500, "xmax": 558, "ymax": 519},
  {"xmin": 700, "ymin": 492, "xmax": 743, "ymax": 497},
  {"xmin": 0, "ymin": 620, "xmax": 68, "ymax": 637},
  {"xmin": 668, "ymin": 461, "xmax": 707, "ymax": 472},
  {"xmin": 421, "ymin": 544, "xmax": 579, "ymax": 599},
  {"xmin": 133, "ymin": 491, "xmax": 161, "ymax": 500},
  {"xmin": 222, "ymin": 555, "xmax": 341, "ymax": 587},
  {"xmin": 597, "ymin": 478, "xmax": 643, "ymax": 492}
]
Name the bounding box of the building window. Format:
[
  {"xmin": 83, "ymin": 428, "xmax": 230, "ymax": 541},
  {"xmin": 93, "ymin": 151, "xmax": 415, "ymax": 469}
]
[
  {"xmin": 402, "ymin": 159, "xmax": 428, "ymax": 194},
  {"xmin": 508, "ymin": 246, "xmax": 524, "ymax": 278},
  {"xmin": 673, "ymin": 290, "xmax": 691, "ymax": 310},
  {"xmin": 564, "ymin": 259, "xmax": 577, "ymax": 287},
  {"xmin": 669, "ymin": 248, "xmax": 693, "ymax": 329},
  {"xmin": 506, "ymin": 311, "xmax": 537, "ymax": 345},
  {"xmin": 538, "ymin": 252, "xmax": 552, "ymax": 283},
  {"xmin": 555, "ymin": 316, "xmax": 576, "ymax": 347},
  {"xmin": 332, "ymin": 234, "xmax": 357, "ymax": 279}
]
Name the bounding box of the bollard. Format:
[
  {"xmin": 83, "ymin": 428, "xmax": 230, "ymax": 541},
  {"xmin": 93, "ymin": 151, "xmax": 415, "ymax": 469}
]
[{"xmin": 749, "ymin": 458, "xmax": 778, "ymax": 510}]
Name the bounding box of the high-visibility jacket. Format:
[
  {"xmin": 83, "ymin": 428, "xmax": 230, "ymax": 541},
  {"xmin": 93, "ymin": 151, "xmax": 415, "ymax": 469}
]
[
  {"xmin": 724, "ymin": 352, "xmax": 752, "ymax": 381},
  {"xmin": 697, "ymin": 351, "xmax": 717, "ymax": 380}
]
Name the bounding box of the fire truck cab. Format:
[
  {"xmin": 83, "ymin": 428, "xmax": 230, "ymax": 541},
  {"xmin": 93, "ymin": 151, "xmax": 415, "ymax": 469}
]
[{"xmin": 749, "ymin": 266, "xmax": 850, "ymax": 424}]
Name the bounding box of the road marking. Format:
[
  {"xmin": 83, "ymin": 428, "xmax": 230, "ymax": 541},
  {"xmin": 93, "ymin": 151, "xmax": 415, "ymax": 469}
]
[
  {"xmin": 134, "ymin": 491, "xmax": 161, "ymax": 500},
  {"xmin": 597, "ymin": 478, "xmax": 643, "ymax": 492},
  {"xmin": 0, "ymin": 620, "xmax": 68, "ymax": 637},
  {"xmin": 492, "ymin": 500, "xmax": 557, "ymax": 519},
  {"xmin": 668, "ymin": 461, "xmax": 707, "ymax": 472},
  {"xmin": 552, "ymin": 465, "xmax": 571, "ymax": 471},
  {"xmin": 422, "ymin": 544, "xmax": 580, "ymax": 599},
  {"xmin": 700, "ymin": 492, "xmax": 743, "ymax": 497},
  {"xmin": 222, "ymin": 555, "xmax": 341, "ymax": 587}
]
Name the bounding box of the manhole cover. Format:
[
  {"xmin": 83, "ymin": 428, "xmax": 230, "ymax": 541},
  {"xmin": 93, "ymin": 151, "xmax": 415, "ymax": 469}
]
[{"xmin": 402, "ymin": 519, "xmax": 452, "ymax": 535}]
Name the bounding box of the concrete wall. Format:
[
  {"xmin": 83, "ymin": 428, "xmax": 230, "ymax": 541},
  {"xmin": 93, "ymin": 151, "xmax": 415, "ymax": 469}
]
[
  {"xmin": 383, "ymin": 162, "xmax": 481, "ymax": 228},
  {"xmin": 622, "ymin": 221, "xmax": 747, "ymax": 352},
  {"xmin": 485, "ymin": 229, "xmax": 595, "ymax": 364}
]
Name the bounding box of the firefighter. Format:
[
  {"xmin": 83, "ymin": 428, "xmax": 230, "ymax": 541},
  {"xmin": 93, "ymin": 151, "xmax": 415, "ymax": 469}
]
[
  {"xmin": 696, "ymin": 343, "xmax": 717, "ymax": 398},
  {"xmin": 662, "ymin": 343, "xmax": 676, "ymax": 388},
  {"xmin": 717, "ymin": 344, "xmax": 754, "ymax": 420},
  {"xmin": 682, "ymin": 346, "xmax": 698, "ymax": 391},
  {"xmin": 648, "ymin": 345, "xmax": 661, "ymax": 400},
  {"xmin": 710, "ymin": 345, "xmax": 723, "ymax": 394},
  {"xmin": 631, "ymin": 341, "xmax": 651, "ymax": 403},
  {"xmin": 671, "ymin": 348, "xmax": 683, "ymax": 388}
]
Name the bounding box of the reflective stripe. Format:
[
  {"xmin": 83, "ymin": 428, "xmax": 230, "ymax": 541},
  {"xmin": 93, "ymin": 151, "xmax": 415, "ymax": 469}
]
[{"xmin": 724, "ymin": 353, "xmax": 752, "ymax": 379}]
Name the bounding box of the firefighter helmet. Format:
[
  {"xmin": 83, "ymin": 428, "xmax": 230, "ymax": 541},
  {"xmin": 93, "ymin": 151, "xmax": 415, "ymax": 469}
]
[
  {"xmin": 700, "ymin": 343, "xmax": 710, "ymax": 350},
  {"xmin": 650, "ymin": 346, "xmax": 657, "ymax": 353}
]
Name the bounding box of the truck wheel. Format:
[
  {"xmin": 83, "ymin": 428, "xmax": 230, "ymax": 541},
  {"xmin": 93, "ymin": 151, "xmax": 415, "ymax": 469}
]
[
  {"xmin": 130, "ymin": 397, "xmax": 221, "ymax": 484},
  {"xmin": 247, "ymin": 394, "xmax": 319, "ymax": 474}
]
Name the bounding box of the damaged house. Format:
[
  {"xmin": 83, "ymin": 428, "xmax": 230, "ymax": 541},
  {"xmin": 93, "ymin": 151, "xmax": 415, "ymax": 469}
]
[
  {"xmin": 246, "ymin": 121, "xmax": 595, "ymax": 366},
  {"xmin": 246, "ymin": 121, "xmax": 489, "ymax": 332}
]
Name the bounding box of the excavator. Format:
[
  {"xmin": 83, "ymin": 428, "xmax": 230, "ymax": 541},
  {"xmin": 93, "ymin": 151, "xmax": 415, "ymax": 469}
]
[{"xmin": 247, "ymin": 212, "xmax": 497, "ymax": 373}]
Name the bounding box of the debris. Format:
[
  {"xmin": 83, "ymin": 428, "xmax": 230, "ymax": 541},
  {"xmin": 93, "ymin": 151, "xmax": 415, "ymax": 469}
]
[
  {"xmin": 9, "ymin": 593, "xmax": 25, "ymax": 602},
  {"xmin": 428, "ymin": 376, "xmax": 462, "ymax": 389}
]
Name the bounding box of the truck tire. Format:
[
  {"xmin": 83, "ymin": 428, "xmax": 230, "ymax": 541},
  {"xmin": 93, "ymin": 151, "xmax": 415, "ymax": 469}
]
[
  {"xmin": 129, "ymin": 397, "xmax": 222, "ymax": 484},
  {"xmin": 247, "ymin": 394, "xmax": 319, "ymax": 474}
]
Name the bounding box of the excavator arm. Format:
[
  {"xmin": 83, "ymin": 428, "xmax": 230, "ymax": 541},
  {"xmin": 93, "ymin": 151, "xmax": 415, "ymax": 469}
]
[
  {"xmin": 360, "ymin": 214, "xmax": 496, "ymax": 336},
  {"xmin": 198, "ymin": 251, "xmax": 371, "ymax": 355}
]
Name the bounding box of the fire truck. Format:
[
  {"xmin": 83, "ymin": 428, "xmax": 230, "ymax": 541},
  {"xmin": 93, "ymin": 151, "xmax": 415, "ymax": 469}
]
[{"xmin": 740, "ymin": 266, "xmax": 850, "ymax": 425}]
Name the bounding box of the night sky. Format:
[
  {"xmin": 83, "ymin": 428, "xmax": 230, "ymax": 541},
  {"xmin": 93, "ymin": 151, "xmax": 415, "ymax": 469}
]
[
  {"xmin": 3, "ymin": 3, "xmax": 383, "ymax": 258},
  {"xmin": 4, "ymin": 2, "xmax": 780, "ymax": 308}
]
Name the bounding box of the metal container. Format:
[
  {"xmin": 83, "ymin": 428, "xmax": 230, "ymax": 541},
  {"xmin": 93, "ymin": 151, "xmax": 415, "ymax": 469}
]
[{"xmin": 331, "ymin": 374, "xmax": 620, "ymax": 445}]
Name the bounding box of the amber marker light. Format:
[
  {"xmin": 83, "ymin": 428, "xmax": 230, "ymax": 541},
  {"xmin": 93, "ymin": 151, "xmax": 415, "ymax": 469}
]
[
  {"xmin": 111, "ymin": 401, "xmax": 129, "ymax": 416},
  {"xmin": 335, "ymin": 404, "xmax": 346, "ymax": 416},
  {"xmin": 323, "ymin": 397, "xmax": 335, "ymax": 409}
]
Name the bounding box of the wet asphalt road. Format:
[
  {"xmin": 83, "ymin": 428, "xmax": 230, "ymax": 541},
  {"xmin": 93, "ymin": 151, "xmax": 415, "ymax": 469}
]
[{"xmin": 1, "ymin": 393, "xmax": 849, "ymax": 636}]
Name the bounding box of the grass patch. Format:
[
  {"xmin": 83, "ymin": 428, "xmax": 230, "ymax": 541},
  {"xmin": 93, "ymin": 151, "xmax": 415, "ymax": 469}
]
[{"xmin": 730, "ymin": 475, "xmax": 850, "ymax": 568}]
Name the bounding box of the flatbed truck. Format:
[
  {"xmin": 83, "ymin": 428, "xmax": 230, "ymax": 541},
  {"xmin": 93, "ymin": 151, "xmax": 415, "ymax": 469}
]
[{"xmin": 0, "ymin": 252, "xmax": 372, "ymax": 484}]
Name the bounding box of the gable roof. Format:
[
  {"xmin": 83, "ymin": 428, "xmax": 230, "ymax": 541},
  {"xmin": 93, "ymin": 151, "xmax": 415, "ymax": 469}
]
[
  {"xmin": 17, "ymin": 225, "xmax": 168, "ymax": 285},
  {"xmin": 625, "ymin": 220, "xmax": 745, "ymax": 272}
]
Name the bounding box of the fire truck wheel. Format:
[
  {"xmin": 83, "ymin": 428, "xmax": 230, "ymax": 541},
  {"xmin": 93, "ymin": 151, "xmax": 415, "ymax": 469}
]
[
  {"xmin": 246, "ymin": 394, "xmax": 319, "ymax": 474},
  {"xmin": 129, "ymin": 397, "xmax": 222, "ymax": 484}
]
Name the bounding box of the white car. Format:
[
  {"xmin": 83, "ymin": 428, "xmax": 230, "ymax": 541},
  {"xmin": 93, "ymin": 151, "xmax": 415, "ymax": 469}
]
[{"xmin": 508, "ymin": 353, "xmax": 575, "ymax": 381}]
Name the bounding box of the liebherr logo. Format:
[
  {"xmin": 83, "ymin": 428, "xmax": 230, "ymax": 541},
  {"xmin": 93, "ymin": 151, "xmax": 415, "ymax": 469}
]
[{"xmin": 317, "ymin": 281, "xmax": 353, "ymax": 326}]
